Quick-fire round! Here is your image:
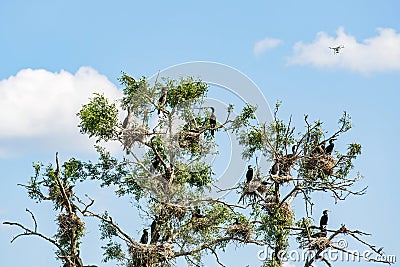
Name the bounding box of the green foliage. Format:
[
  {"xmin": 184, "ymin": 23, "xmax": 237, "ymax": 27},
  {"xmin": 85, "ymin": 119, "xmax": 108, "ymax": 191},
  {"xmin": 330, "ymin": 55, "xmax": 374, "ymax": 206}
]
[
  {"xmin": 174, "ymin": 161, "xmax": 213, "ymax": 188},
  {"xmin": 102, "ymin": 242, "xmax": 125, "ymax": 263},
  {"xmin": 231, "ymin": 103, "xmax": 257, "ymax": 132},
  {"xmin": 62, "ymin": 158, "xmax": 86, "ymax": 183},
  {"xmin": 263, "ymin": 258, "xmax": 283, "ymax": 267},
  {"xmin": 239, "ymin": 125, "xmax": 264, "ymax": 159},
  {"xmin": 119, "ymin": 73, "xmax": 155, "ymax": 121},
  {"xmin": 77, "ymin": 93, "xmax": 118, "ymax": 142},
  {"xmin": 99, "ymin": 212, "xmax": 118, "ymax": 240},
  {"xmin": 334, "ymin": 143, "xmax": 362, "ymax": 178},
  {"xmin": 164, "ymin": 77, "xmax": 208, "ymax": 108},
  {"xmin": 259, "ymin": 204, "xmax": 294, "ymax": 250},
  {"xmin": 295, "ymin": 217, "xmax": 316, "ymax": 248}
]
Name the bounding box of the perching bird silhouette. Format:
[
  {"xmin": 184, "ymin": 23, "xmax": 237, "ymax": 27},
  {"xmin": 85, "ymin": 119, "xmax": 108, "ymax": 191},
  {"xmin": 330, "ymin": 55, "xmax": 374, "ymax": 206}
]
[
  {"xmin": 140, "ymin": 228, "xmax": 149, "ymax": 244},
  {"xmin": 209, "ymin": 107, "xmax": 216, "ymax": 137},
  {"xmin": 246, "ymin": 165, "xmax": 253, "ymax": 183}
]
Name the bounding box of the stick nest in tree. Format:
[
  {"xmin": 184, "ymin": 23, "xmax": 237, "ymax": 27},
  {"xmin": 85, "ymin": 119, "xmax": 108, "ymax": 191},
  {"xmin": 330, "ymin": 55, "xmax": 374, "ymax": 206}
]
[
  {"xmin": 270, "ymin": 174, "xmax": 292, "ymax": 184},
  {"xmin": 227, "ymin": 223, "xmax": 252, "ymax": 242},
  {"xmin": 158, "ymin": 203, "xmax": 187, "ymax": 221},
  {"xmin": 305, "ymin": 154, "xmax": 336, "ymax": 176},
  {"xmin": 123, "ymin": 127, "xmax": 148, "ymax": 148},
  {"xmin": 238, "ymin": 180, "xmax": 271, "ymax": 204},
  {"xmin": 280, "ymin": 202, "xmax": 293, "ymax": 218},
  {"xmin": 177, "ymin": 130, "xmax": 201, "ymax": 151},
  {"xmin": 308, "ymin": 236, "xmax": 331, "ymax": 251},
  {"xmin": 129, "ymin": 242, "xmax": 174, "ymax": 266},
  {"xmin": 57, "ymin": 213, "xmax": 84, "ymax": 237}
]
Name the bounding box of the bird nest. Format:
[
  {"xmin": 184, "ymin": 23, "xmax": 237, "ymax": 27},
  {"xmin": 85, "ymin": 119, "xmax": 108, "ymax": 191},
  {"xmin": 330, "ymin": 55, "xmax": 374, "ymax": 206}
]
[
  {"xmin": 263, "ymin": 202, "xmax": 294, "ymax": 220},
  {"xmin": 308, "ymin": 236, "xmax": 331, "ymax": 251},
  {"xmin": 192, "ymin": 217, "xmax": 210, "ymax": 231},
  {"xmin": 177, "ymin": 130, "xmax": 201, "ymax": 151},
  {"xmin": 129, "ymin": 242, "xmax": 174, "ymax": 266},
  {"xmin": 238, "ymin": 180, "xmax": 270, "ymax": 204},
  {"xmin": 227, "ymin": 223, "xmax": 252, "ymax": 242},
  {"xmin": 270, "ymin": 174, "xmax": 292, "ymax": 184},
  {"xmin": 57, "ymin": 213, "xmax": 84, "ymax": 237},
  {"xmin": 123, "ymin": 127, "xmax": 148, "ymax": 148},
  {"xmin": 305, "ymin": 154, "xmax": 336, "ymax": 176},
  {"xmin": 157, "ymin": 203, "xmax": 187, "ymax": 221},
  {"xmin": 280, "ymin": 202, "xmax": 293, "ymax": 218}
]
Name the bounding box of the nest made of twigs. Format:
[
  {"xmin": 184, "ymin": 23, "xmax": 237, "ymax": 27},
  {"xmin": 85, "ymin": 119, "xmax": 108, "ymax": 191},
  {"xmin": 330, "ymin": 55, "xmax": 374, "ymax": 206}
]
[
  {"xmin": 308, "ymin": 236, "xmax": 331, "ymax": 251},
  {"xmin": 239, "ymin": 180, "xmax": 271, "ymax": 204},
  {"xmin": 123, "ymin": 127, "xmax": 148, "ymax": 147},
  {"xmin": 177, "ymin": 130, "xmax": 201, "ymax": 150},
  {"xmin": 191, "ymin": 217, "xmax": 210, "ymax": 231},
  {"xmin": 305, "ymin": 154, "xmax": 336, "ymax": 176},
  {"xmin": 280, "ymin": 202, "xmax": 293, "ymax": 217},
  {"xmin": 227, "ymin": 223, "xmax": 252, "ymax": 242},
  {"xmin": 270, "ymin": 174, "xmax": 292, "ymax": 184},
  {"xmin": 57, "ymin": 213, "xmax": 84, "ymax": 235},
  {"xmin": 129, "ymin": 242, "xmax": 174, "ymax": 266},
  {"xmin": 158, "ymin": 203, "xmax": 187, "ymax": 221}
]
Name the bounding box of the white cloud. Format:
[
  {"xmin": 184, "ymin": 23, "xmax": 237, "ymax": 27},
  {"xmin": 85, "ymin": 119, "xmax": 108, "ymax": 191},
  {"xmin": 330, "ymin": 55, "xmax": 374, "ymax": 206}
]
[
  {"xmin": 282, "ymin": 263, "xmax": 297, "ymax": 267},
  {"xmin": 287, "ymin": 27, "xmax": 400, "ymax": 73},
  {"xmin": 0, "ymin": 67, "xmax": 123, "ymax": 157},
  {"xmin": 254, "ymin": 37, "xmax": 282, "ymax": 56}
]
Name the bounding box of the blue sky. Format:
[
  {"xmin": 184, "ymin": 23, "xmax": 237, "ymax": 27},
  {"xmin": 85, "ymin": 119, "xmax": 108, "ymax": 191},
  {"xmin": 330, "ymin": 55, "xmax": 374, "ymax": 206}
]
[{"xmin": 1, "ymin": 1, "xmax": 399, "ymax": 266}]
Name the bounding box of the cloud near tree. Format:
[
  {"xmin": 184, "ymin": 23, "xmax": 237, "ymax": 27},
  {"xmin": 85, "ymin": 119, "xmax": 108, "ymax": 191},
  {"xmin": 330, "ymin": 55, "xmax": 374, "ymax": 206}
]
[
  {"xmin": 0, "ymin": 67, "xmax": 123, "ymax": 156},
  {"xmin": 287, "ymin": 27, "xmax": 400, "ymax": 73}
]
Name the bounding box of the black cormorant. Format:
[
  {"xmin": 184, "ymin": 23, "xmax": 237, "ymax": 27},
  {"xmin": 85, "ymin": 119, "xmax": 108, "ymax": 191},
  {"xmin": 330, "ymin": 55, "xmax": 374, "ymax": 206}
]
[
  {"xmin": 311, "ymin": 210, "xmax": 329, "ymax": 238},
  {"xmin": 270, "ymin": 161, "xmax": 279, "ymax": 175},
  {"xmin": 209, "ymin": 107, "xmax": 216, "ymax": 137},
  {"xmin": 192, "ymin": 207, "xmax": 204, "ymax": 219},
  {"xmin": 150, "ymin": 219, "xmax": 160, "ymax": 244},
  {"xmin": 246, "ymin": 165, "xmax": 253, "ymax": 183},
  {"xmin": 150, "ymin": 157, "xmax": 160, "ymax": 172},
  {"xmin": 325, "ymin": 139, "xmax": 335, "ymax": 154},
  {"xmin": 122, "ymin": 106, "xmax": 131, "ymax": 129},
  {"xmin": 150, "ymin": 219, "xmax": 156, "ymax": 235},
  {"xmin": 288, "ymin": 145, "xmax": 296, "ymax": 157},
  {"xmin": 320, "ymin": 210, "xmax": 329, "ymax": 230},
  {"xmin": 158, "ymin": 87, "xmax": 168, "ymax": 115},
  {"xmin": 140, "ymin": 228, "xmax": 149, "ymax": 244}
]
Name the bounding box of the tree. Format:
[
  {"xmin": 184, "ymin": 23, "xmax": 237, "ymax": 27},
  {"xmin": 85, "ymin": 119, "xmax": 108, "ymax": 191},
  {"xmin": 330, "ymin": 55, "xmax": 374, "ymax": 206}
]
[{"xmin": 3, "ymin": 73, "xmax": 390, "ymax": 267}]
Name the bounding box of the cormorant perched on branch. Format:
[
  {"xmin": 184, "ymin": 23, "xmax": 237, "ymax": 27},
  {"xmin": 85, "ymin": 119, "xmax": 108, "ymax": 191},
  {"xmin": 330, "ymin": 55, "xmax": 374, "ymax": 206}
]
[
  {"xmin": 246, "ymin": 165, "xmax": 253, "ymax": 183},
  {"xmin": 140, "ymin": 228, "xmax": 149, "ymax": 244},
  {"xmin": 325, "ymin": 139, "xmax": 335, "ymax": 155},
  {"xmin": 192, "ymin": 207, "xmax": 204, "ymax": 219},
  {"xmin": 270, "ymin": 161, "xmax": 279, "ymax": 175},
  {"xmin": 320, "ymin": 210, "xmax": 329, "ymax": 230},
  {"xmin": 150, "ymin": 157, "xmax": 160, "ymax": 173},
  {"xmin": 288, "ymin": 145, "xmax": 296, "ymax": 157},
  {"xmin": 122, "ymin": 106, "xmax": 131, "ymax": 129},
  {"xmin": 150, "ymin": 218, "xmax": 160, "ymax": 244},
  {"xmin": 209, "ymin": 107, "xmax": 216, "ymax": 137},
  {"xmin": 158, "ymin": 87, "xmax": 168, "ymax": 115},
  {"xmin": 311, "ymin": 210, "xmax": 330, "ymax": 238}
]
